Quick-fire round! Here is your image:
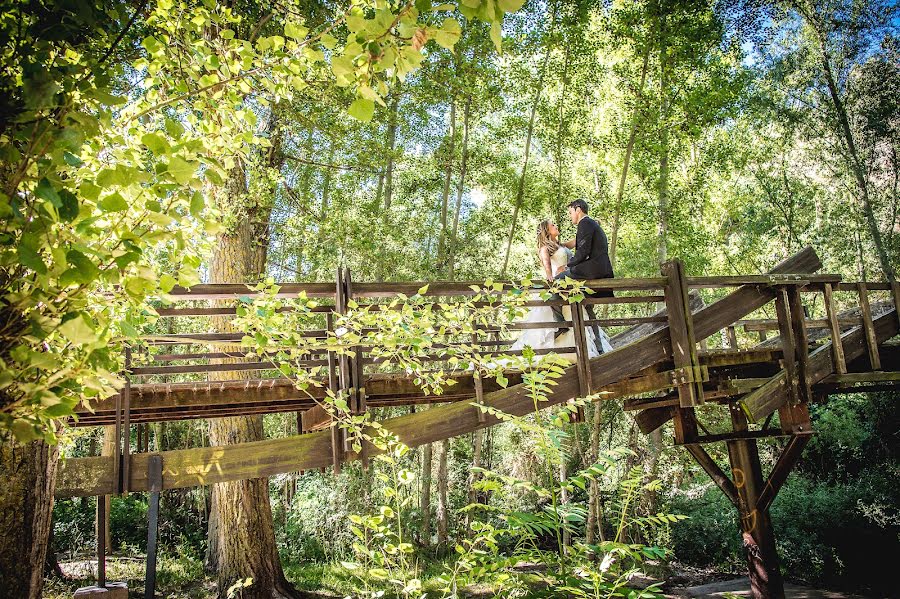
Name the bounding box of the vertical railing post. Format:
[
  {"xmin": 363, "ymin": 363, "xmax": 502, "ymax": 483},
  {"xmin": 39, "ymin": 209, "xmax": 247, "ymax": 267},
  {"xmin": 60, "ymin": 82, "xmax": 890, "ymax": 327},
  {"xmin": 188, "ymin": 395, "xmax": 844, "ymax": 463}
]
[
  {"xmin": 123, "ymin": 345, "xmax": 132, "ymax": 493},
  {"xmin": 779, "ymin": 286, "xmax": 812, "ymax": 434},
  {"xmin": 96, "ymin": 495, "xmax": 107, "ymax": 588},
  {"xmin": 857, "ymin": 282, "xmax": 881, "ymax": 370},
  {"xmin": 330, "ymin": 269, "xmax": 346, "ymax": 474},
  {"xmin": 823, "ymin": 282, "xmax": 846, "ymax": 375},
  {"xmin": 661, "ymin": 259, "xmax": 704, "ymax": 444},
  {"xmin": 145, "ymin": 455, "xmax": 162, "ymax": 599},
  {"xmin": 569, "ymin": 298, "xmax": 591, "ymax": 423},
  {"xmin": 773, "ymin": 287, "xmax": 799, "ymax": 407},
  {"xmin": 344, "ymin": 268, "xmax": 369, "ymax": 469},
  {"xmin": 472, "ymin": 333, "xmax": 486, "ymax": 424}
]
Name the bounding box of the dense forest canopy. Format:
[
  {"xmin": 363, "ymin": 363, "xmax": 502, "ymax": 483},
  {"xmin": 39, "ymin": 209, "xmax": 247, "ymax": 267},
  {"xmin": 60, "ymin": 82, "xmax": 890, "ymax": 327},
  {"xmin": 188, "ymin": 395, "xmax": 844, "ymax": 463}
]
[{"xmin": 0, "ymin": 0, "xmax": 898, "ymax": 598}]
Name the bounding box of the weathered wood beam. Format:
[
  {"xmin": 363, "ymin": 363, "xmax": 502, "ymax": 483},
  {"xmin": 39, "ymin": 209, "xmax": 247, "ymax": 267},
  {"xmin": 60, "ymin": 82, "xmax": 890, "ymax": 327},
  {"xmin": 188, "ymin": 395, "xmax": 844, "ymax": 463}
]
[
  {"xmin": 756, "ymin": 435, "xmax": 810, "ymax": 514},
  {"xmin": 684, "ymin": 444, "xmax": 739, "ymax": 507},
  {"xmin": 741, "ymin": 306, "xmax": 898, "ymax": 422}
]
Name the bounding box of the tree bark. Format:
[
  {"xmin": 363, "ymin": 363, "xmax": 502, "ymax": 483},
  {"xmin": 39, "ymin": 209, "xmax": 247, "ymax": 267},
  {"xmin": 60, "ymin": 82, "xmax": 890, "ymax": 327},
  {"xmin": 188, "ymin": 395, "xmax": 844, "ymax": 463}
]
[
  {"xmin": 465, "ymin": 428, "xmax": 483, "ymax": 533},
  {"xmin": 436, "ymin": 438, "xmax": 450, "ymax": 547},
  {"xmin": 205, "ymin": 115, "xmax": 302, "ymax": 599},
  {"xmin": 420, "ymin": 442, "xmax": 433, "ymax": 546},
  {"xmin": 448, "ymin": 94, "xmax": 472, "ymax": 277},
  {"xmin": 656, "ymin": 1, "xmax": 669, "ymax": 266},
  {"xmin": 813, "ymin": 25, "xmax": 894, "ymax": 281},
  {"xmin": 500, "ymin": 2, "xmax": 559, "ymax": 277},
  {"xmin": 384, "ymin": 89, "xmax": 401, "ymax": 212},
  {"xmin": 99, "ymin": 426, "xmax": 116, "ymax": 553},
  {"xmin": 437, "ymin": 98, "xmax": 457, "ymax": 268},
  {"xmin": 0, "ymin": 438, "xmax": 58, "ymax": 599},
  {"xmin": 609, "ymin": 45, "xmax": 651, "ymax": 271}
]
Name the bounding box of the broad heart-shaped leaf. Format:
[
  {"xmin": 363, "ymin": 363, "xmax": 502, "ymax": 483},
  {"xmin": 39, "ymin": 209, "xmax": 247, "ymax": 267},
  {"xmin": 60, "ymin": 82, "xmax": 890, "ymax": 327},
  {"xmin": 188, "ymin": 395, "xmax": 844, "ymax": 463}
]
[
  {"xmin": 35, "ymin": 178, "xmax": 60, "ymax": 207},
  {"xmin": 434, "ymin": 18, "xmax": 462, "ymax": 49},
  {"xmin": 167, "ymin": 156, "xmax": 197, "ymax": 185},
  {"xmin": 58, "ymin": 313, "xmax": 96, "ymax": 346},
  {"xmin": 98, "ymin": 192, "xmax": 128, "ymax": 212},
  {"xmin": 348, "ymin": 98, "xmax": 374, "ymax": 121},
  {"xmin": 62, "ymin": 250, "xmax": 100, "ymax": 285},
  {"xmin": 141, "ymin": 132, "xmax": 168, "ymax": 155},
  {"xmin": 498, "ymin": 0, "xmax": 525, "ymax": 12},
  {"xmin": 58, "ymin": 189, "xmax": 79, "ymax": 222}
]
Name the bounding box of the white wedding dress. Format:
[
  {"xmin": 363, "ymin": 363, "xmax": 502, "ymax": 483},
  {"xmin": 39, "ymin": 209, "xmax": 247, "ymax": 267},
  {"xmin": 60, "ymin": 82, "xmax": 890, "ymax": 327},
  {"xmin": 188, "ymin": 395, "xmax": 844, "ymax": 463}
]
[{"xmin": 509, "ymin": 246, "xmax": 612, "ymax": 361}]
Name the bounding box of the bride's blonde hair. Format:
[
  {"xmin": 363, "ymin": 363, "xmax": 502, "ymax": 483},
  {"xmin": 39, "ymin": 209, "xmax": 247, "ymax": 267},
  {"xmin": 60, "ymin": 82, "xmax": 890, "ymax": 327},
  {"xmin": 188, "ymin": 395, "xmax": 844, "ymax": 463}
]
[{"xmin": 536, "ymin": 220, "xmax": 559, "ymax": 255}]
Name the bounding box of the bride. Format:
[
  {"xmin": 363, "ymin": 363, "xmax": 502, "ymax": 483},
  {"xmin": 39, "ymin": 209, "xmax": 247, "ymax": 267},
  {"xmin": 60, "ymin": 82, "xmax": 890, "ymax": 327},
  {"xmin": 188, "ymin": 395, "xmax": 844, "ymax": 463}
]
[{"xmin": 509, "ymin": 220, "xmax": 612, "ymax": 361}]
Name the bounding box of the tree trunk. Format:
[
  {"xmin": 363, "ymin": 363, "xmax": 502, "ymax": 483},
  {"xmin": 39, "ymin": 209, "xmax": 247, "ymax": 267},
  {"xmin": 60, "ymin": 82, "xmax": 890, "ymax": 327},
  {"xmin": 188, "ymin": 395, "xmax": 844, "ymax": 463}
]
[
  {"xmin": 465, "ymin": 428, "xmax": 483, "ymax": 533},
  {"xmin": 609, "ymin": 45, "xmax": 651, "ymax": 271},
  {"xmin": 420, "ymin": 443, "xmax": 433, "ymax": 546},
  {"xmin": 559, "ymin": 455, "xmax": 571, "ymax": 549},
  {"xmin": 448, "ymin": 94, "xmax": 472, "ymax": 277},
  {"xmin": 812, "ymin": 23, "xmax": 894, "ymax": 282},
  {"xmin": 384, "ymin": 89, "xmax": 400, "ymax": 212},
  {"xmin": 437, "ymin": 98, "xmax": 457, "ymax": 269},
  {"xmin": 205, "ymin": 116, "xmax": 301, "ymax": 599},
  {"xmin": 586, "ymin": 403, "xmax": 602, "ymax": 544},
  {"xmin": 500, "ymin": 3, "xmax": 558, "ymax": 277},
  {"xmin": 0, "ymin": 438, "xmax": 58, "ymax": 599},
  {"xmin": 656, "ymin": 2, "xmax": 669, "ymax": 266},
  {"xmin": 436, "ymin": 438, "xmax": 450, "ymax": 547},
  {"xmin": 99, "ymin": 426, "xmax": 116, "ymax": 553},
  {"xmin": 555, "ymin": 42, "xmax": 571, "ymax": 206}
]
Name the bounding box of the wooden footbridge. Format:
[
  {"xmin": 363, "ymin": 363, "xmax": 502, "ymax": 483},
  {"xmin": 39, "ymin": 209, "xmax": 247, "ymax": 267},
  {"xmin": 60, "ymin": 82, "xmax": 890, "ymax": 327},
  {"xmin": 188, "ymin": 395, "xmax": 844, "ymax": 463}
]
[{"xmin": 56, "ymin": 247, "xmax": 900, "ymax": 599}]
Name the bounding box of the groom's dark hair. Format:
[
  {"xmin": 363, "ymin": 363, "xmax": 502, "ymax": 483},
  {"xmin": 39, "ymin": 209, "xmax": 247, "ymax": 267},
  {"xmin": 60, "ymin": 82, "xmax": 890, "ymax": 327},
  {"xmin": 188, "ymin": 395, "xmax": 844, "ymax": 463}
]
[{"xmin": 568, "ymin": 199, "xmax": 589, "ymax": 214}]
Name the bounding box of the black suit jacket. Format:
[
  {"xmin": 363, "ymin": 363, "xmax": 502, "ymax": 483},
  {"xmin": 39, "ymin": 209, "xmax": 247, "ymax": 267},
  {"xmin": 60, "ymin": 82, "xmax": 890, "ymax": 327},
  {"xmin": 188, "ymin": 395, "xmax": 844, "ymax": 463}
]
[{"xmin": 567, "ymin": 216, "xmax": 614, "ymax": 282}]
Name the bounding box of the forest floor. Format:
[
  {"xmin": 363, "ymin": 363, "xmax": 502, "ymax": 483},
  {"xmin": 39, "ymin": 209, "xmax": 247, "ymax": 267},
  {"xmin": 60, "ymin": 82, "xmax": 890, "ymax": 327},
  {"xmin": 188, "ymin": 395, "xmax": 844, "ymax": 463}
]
[{"xmin": 43, "ymin": 554, "xmax": 878, "ymax": 599}]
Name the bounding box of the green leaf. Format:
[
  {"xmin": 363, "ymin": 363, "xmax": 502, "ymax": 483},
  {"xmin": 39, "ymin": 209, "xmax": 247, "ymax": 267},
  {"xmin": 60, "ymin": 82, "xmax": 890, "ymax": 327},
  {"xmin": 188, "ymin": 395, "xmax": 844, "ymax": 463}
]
[
  {"xmin": 35, "ymin": 178, "xmax": 60, "ymax": 207},
  {"xmin": 58, "ymin": 190, "xmax": 79, "ymax": 222},
  {"xmin": 498, "ymin": 0, "xmax": 525, "ymax": 12},
  {"xmin": 141, "ymin": 132, "xmax": 168, "ymax": 154},
  {"xmin": 434, "ymin": 18, "xmax": 462, "ymax": 49},
  {"xmin": 168, "ymin": 156, "xmax": 197, "ymax": 184},
  {"xmin": 62, "ymin": 250, "xmax": 100, "ymax": 285},
  {"xmin": 58, "ymin": 313, "xmax": 96, "ymax": 346},
  {"xmin": 99, "ymin": 192, "xmax": 128, "ymax": 212},
  {"xmin": 490, "ymin": 20, "xmax": 502, "ymax": 52},
  {"xmin": 348, "ymin": 98, "xmax": 374, "ymax": 122},
  {"xmin": 18, "ymin": 243, "xmax": 46, "ymax": 275},
  {"xmin": 285, "ymin": 22, "xmax": 308, "ymax": 40},
  {"xmin": 190, "ymin": 192, "xmax": 205, "ymax": 218},
  {"xmin": 159, "ymin": 273, "xmax": 177, "ymax": 293}
]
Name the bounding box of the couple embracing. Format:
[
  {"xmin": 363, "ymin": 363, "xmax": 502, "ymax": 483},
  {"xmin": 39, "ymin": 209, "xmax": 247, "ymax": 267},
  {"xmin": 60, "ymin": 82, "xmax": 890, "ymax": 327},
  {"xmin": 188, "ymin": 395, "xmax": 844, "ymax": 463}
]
[{"xmin": 511, "ymin": 199, "xmax": 614, "ymax": 360}]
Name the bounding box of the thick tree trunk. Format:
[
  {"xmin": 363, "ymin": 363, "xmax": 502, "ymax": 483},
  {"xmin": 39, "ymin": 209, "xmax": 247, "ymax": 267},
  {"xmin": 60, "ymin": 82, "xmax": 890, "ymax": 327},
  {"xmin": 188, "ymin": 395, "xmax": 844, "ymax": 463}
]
[
  {"xmin": 436, "ymin": 438, "xmax": 450, "ymax": 547},
  {"xmin": 0, "ymin": 438, "xmax": 58, "ymax": 599},
  {"xmin": 205, "ymin": 117, "xmax": 301, "ymax": 599},
  {"xmin": 98, "ymin": 426, "xmax": 116, "ymax": 553},
  {"xmin": 437, "ymin": 98, "xmax": 457, "ymax": 269},
  {"xmin": 448, "ymin": 95, "xmax": 472, "ymax": 277},
  {"xmin": 500, "ymin": 3, "xmax": 558, "ymax": 277},
  {"xmin": 420, "ymin": 443, "xmax": 433, "ymax": 546}
]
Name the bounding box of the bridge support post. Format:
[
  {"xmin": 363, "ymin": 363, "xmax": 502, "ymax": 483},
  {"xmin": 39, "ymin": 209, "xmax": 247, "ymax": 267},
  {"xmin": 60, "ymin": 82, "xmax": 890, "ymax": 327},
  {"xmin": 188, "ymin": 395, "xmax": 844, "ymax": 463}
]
[{"xmin": 726, "ymin": 405, "xmax": 785, "ymax": 599}]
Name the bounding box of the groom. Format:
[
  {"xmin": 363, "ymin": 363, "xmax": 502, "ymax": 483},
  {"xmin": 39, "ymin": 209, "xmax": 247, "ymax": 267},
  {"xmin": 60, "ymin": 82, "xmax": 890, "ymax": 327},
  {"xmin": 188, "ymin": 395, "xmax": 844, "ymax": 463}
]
[{"xmin": 552, "ymin": 198, "xmax": 614, "ymax": 353}]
